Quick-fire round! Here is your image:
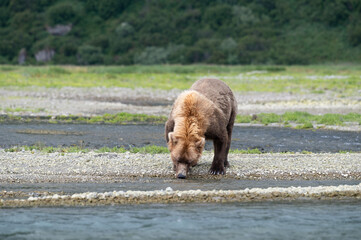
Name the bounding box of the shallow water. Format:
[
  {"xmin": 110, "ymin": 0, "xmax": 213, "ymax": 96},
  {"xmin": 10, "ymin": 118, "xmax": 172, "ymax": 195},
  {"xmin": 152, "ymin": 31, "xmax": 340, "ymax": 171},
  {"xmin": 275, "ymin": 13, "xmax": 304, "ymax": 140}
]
[
  {"xmin": 1, "ymin": 201, "xmax": 360, "ymax": 240},
  {"xmin": 1, "ymin": 123, "xmax": 360, "ymax": 152}
]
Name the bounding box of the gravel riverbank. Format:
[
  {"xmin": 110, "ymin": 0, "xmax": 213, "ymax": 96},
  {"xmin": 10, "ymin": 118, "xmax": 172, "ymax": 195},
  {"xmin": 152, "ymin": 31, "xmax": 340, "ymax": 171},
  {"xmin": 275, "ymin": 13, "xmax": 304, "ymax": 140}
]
[
  {"xmin": 1, "ymin": 151, "xmax": 360, "ymax": 207},
  {"xmin": 1, "ymin": 86, "xmax": 360, "ymax": 116},
  {"xmin": 1, "ymin": 151, "xmax": 360, "ymax": 183},
  {"xmin": 1, "ymin": 184, "xmax": 360, "ymax": 207}
]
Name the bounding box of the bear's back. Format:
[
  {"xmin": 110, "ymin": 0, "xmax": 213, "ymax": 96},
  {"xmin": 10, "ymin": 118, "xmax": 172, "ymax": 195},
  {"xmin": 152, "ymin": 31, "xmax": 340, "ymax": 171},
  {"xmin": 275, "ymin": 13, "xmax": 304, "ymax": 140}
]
[{"xmin": 190, "ymin": 78, "xmax": 236, "ymax": 118}]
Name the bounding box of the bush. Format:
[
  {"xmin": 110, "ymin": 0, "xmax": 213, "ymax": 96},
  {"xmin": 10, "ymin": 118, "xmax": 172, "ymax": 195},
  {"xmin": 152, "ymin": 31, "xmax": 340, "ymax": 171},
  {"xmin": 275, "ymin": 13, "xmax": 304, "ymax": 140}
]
[
  {"xmin": 134, "ymin": 46, "xmax": 169, "ymax": 65},
  {"xmin": 77, "ymin": 45, "xmax": 104, "ymax": 65},
  {"xmin": 46, "ymin": 1, "xmax": 82, "ymax": 25},
  {"xmin": 133, "ymin": 44, "xmax": 186, "ymax": 65},
  {"xmin": 322, "ymin": 1, "xmax": 350, "ymax": 26},
  {"xmin": 1, "ymin": 0, "xmax": 361, "ymax": 65},
  {"xmin": 348, "ymin": 24, "xmax": 361, "ymax": 46},
  {"xmin": 0, "ymin": 0, "xmax": 9, "ymax": 7},
  {"xmin": 115, "ymin": 22, "xmax": 134, "ymax": 37},
  {"xmin": 10, "ymin": 10, "xmax": 35, "ymax": 30},
  {"xmin": 39, "ymin": 36, "xmax": 80, "ymax": 64},
  {"xmin": 0, "ymin": 55, "xmax": 8, "ymax": 64},
  {"xmin": 85, "ymin": 0, "xmax": 131, "ymax": 19},
  {"xmin": 220, "ymin": 37, "xmax": 237, "ymax": 52},
  {"xmin": 89, "ymin": 35, "xmax": 109, "ymax": 50},
  {"xmin": 204, "ymin": 4, "xmax": 233, "ymax": 30},
  {"xmin": 0, "ymin": 30, "xmax": 32, "ymax": 59},
  {"xmin": 111, "ymin": 37, "xmax": 133, "ymax": 54},
  {"xmin": 184, "ymin": 47, "xmax": 205, "ymax": 63},
  {"xmin": 167, "ymin": 44, "xmax": 186, "ymax": 64},
  {"xmin": 232, "ymin": 6, "xmax": 259, "ymax": 25},
  {"xmin": 348, "ymin": 14, "xmax": 361, "ymax": 46},
  {"xmin": 9, "ymin": 0, "xmax": 31, "ymax": 12},
  {"xmin": 0, "ymin": 7, "xmax": 10, "ymax": 27}
]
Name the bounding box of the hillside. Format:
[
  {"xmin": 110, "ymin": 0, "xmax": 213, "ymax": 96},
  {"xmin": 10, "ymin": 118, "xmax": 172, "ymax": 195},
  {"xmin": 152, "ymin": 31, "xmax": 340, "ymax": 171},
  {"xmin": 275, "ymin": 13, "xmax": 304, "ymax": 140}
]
[{"xmin": 0, "ymin": 0, "xmax": 361, "ymax": 65}]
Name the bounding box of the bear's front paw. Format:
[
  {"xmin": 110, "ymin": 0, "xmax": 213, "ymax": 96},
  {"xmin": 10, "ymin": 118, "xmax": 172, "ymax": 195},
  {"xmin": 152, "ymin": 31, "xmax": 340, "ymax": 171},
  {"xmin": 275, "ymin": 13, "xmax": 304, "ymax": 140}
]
[{"xmin": 209, "ymin": 163, "xmax": 225, "ymax": 175}]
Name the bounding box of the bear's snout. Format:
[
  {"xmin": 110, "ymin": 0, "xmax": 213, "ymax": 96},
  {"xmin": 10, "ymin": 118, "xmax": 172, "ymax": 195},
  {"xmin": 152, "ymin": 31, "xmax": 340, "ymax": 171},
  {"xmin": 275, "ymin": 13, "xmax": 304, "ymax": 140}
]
[
  {"xmin": 176, "ymin": 163, "xmax": 188, "ymax": 179},
  {"xmin": 177, "ymin": 173, "xmax": 186, "ymax": 179}
]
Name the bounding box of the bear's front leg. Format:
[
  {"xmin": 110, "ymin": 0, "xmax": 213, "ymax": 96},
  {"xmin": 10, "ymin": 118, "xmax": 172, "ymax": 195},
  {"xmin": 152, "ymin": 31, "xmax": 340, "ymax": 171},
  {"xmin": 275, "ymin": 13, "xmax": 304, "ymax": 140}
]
[
  {"xmin": 165, "ymin": 119, "xmax": 174, "ymax": 143},
  {"xmin": 209, "ymin": 137, "xmax": 228, "ymax": 175}
]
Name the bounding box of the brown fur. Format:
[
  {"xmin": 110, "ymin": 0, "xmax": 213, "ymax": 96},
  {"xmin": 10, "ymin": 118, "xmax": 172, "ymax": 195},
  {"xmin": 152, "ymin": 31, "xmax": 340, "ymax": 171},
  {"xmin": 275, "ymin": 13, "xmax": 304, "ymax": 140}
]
[{"xmin": 165, "ymin": 78, "xmax": 237, "ymax": 178}]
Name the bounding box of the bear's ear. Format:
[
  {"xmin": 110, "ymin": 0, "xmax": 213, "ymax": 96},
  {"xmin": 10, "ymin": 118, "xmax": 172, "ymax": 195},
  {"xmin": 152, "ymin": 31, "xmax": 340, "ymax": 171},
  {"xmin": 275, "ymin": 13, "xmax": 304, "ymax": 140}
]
[
  {"xmin": 168, "ymin": 132, "xmax": 177, "ymax": 145},
  {"xmin": 195, "ymin": 137, "xmax": 205, "ymax": 152}
]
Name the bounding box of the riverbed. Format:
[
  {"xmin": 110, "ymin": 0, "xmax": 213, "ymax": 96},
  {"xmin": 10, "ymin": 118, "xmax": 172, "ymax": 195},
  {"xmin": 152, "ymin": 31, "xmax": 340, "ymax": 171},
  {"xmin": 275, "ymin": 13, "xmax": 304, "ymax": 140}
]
[{"xmin": 1, "ymin": 123, "xmax": 360, "ymax": 152}]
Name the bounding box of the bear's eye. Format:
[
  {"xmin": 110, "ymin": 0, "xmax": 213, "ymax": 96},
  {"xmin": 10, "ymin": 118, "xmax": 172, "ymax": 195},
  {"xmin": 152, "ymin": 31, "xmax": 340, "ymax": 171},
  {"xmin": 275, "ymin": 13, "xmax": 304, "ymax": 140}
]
[{"xmin": 196, "ymin": 145, "xmax": 202, "ymax": 153}]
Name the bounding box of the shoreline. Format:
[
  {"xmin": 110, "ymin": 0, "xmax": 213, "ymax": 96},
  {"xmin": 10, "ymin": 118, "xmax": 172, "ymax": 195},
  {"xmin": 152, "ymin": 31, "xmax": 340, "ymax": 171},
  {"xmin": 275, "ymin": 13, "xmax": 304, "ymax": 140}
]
[
  {"xmin": 1, "ymin": 184, "xmax": 360, "ymax": 208},
  {"xmin": 1, "ymin": 151, "xmax": 360, "ymax": 183},
  {"xmin": 1, "ymin": 151, "xmax": 360, "ymax": 207}
]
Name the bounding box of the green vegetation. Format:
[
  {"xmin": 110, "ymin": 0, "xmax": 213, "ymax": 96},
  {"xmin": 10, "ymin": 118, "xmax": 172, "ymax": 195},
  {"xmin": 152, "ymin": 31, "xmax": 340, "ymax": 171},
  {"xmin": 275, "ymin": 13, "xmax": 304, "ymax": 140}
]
[
  {"xmin": 129, "ymin": 145, "xmax": 169, "ymax": 154},
  {"xmin": 3, "ymin": 107, "xmax": 45, "ymax": 113},
  {"xmin": 1, "ymin": 111, "xmax": 359, "ymax": 127},
  {"xmin": 1, "ymin": 1, "xmax": 361, "ymax": 65},
  {"xmin": 0, "ymin": 112, "xmax": 167, "ymax": 124},
  {"xmin": 4, "ymin": 145, "xmax": 358, "ymax": 154},
  {"xmin": 84, "ymin": 113, "xmax": 167, "ymax": 124},
  {"xmin": 229, "ymin": 148, "xmax": 263, "ymax": 154},
  {"xmin": 0, "ymin": 65, "xmax": 361, "ymax": 96},
  {"xmin": 4, "ymin": 144, "xmax": 169, "ymax": 154},
  {"xmin": 4, "ymin": 144, "xmax": 90, "ymax": 153},
  {"xmin": 236, "ymin": 112, "xmax": 361, "ymax": 127}
]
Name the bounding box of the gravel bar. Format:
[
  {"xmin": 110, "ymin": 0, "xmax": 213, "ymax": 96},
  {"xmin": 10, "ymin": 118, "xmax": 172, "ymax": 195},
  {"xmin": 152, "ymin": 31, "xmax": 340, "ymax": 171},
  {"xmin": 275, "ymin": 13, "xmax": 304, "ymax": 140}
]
[
  {"xmin": 1, "ymin": 184, "xmax": 360, "ymax": 207},
  {"xmin": 1, "ymin": 87, "xmax": 360, "ymax": 116},
  {"xmin": 1, "ymin": 151, "xmax": 360, "ymax": 183}
]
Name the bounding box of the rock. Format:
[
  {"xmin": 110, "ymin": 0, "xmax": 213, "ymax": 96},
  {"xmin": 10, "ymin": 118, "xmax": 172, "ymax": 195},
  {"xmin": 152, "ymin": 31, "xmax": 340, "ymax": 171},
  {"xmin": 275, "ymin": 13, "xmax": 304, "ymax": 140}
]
[
  {"xmin": 35, "ymin": 48, "xmax": 55, "ymax": 62},
  {"xmin": 46, "ymin": 24, "xmax": 72, "ymax": 36},
  {"xmin": 18, "ymin": 48, "xmax": 26, "ymax": 65},
  {"xmin": 52, "ymin": 194, "xmax": 60, "ymax": 200}
]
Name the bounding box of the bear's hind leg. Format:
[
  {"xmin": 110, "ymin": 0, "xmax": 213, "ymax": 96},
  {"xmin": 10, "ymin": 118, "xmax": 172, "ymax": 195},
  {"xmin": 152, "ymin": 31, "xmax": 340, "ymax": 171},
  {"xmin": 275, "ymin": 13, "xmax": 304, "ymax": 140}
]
[
  {"xmin": 209, "ymin": 136, "xmax": 228, "ymax": 175},
  {"xmin": 224, "ymin": 108, "xmax": 236, "ymax": 168}
]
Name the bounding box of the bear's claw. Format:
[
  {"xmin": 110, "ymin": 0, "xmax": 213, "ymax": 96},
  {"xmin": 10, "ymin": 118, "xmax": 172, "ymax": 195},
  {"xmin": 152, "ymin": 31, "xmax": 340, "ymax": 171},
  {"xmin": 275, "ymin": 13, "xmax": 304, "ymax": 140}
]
[{"xmin": 209, "ymin": 165, "xmax": 225, "ymax": 175}]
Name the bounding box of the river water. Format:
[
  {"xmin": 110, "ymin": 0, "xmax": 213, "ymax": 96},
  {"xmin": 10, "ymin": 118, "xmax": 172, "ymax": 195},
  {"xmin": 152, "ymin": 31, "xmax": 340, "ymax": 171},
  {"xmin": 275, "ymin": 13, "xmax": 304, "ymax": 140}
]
[
  {"xmin": 1, "ymin": 201, "xmax": 360, "ymax": 240},
  {"xmin": 1, "ymin": 123, "xmax": 360, "ymax": 152},
  {"xmin": 1, "ymin": 123, "xmax": 360, "ymax": 239}
]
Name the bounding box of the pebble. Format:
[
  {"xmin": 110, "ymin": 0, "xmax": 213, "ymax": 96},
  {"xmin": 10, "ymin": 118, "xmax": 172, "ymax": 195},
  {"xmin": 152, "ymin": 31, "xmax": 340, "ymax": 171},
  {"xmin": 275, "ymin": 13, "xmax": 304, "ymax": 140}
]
[
  {"xmin": 1, "ymin": 183, "xmax": 359, "ymax": 208},
  {"xmin": 1, "ymin": 151, "xmax": 361, "ymax": 207},
  {"xmin": 1, "ymin": 86, "xmax": 359, "ymax": 117},
  {"xmin": 0, "ymin": 152, "xmax": 360, "ymax": 183}
]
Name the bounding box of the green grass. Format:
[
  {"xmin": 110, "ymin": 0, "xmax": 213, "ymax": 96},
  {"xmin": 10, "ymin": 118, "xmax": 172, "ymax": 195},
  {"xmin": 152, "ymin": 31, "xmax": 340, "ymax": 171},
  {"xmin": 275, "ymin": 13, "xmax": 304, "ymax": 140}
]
[
  {"xmin": 229, "ymin": 148, "xmax": 263, "ymax": 154},
  {"xmin": 5, "ymin": 145, "xmax": 358, "ymax": 154},
  {"xmin": 4, "ymin": 144, "xmax": 89, "ymax": 153},
  {"xmin": 0, "ymin": 111, "xmax": 359, "ymax": 127},
  {"xmin": 4, "ymin": 144, "xmax": 169, "ymax": 154},
  {"xmin": 84, "ymin": 113, "xmax": 167, "ymax": 124},
  {"xmin": 1, "ymin": 145, "xmax": 262, "ymax": 154},
  {"xmin": 129, "ymin": 145, "xmax": 169, "ymax": 154},
  {"xmin": 0, "ymin": 112, "xmax": 167, "ymax": 124},
  {"xmin": 238, "ymin": 112, "xmax": 361, "ymax": 127},
  {"xmin": 0, "ymin": 65, "xmax": 360, "ymax": 95},
  {"xmin": 4, "ymin": 107, "xmax": 45, "ymax": 113}
]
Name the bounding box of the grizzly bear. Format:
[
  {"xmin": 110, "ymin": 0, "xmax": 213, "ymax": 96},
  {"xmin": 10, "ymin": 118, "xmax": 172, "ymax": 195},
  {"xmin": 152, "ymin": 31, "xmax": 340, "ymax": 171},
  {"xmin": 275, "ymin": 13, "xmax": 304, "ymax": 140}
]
[{"xmin": 165, "ymin": 78, "xmax": 237, "ymax": 179}]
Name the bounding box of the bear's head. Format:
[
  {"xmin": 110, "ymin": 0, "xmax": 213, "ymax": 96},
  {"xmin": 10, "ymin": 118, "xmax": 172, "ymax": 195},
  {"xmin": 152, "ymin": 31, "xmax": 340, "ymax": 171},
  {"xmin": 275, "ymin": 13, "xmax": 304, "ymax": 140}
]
[{"xmin": 167, "ymin": 132, "xmax": 205, "ymax": 179}]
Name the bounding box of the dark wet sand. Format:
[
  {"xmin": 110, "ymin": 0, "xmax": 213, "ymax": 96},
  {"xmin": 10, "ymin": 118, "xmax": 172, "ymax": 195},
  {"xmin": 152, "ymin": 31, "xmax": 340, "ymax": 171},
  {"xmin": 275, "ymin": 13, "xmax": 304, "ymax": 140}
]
[
  {"xmin": 2, "ymin": 179, "xmax": 360, "ymax": 196},
  {"xmin": 0, "ymin": 123, "xmax": 360, "ymax": 152}
]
